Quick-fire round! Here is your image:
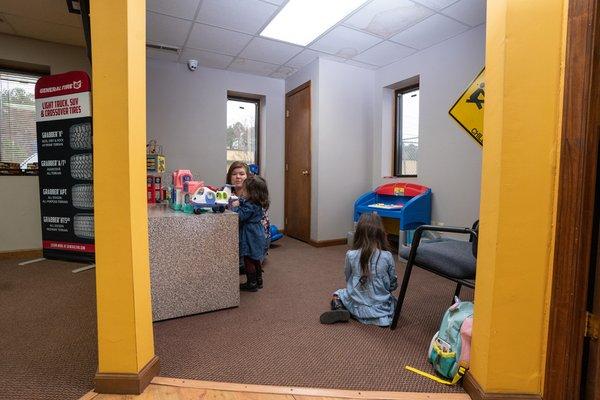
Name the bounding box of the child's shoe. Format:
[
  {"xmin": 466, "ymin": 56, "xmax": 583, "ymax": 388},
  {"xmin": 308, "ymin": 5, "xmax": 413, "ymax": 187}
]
[
  {"xmin": 256, "ymin": 265, "xmax": 263, "ymax": 289},
  {"xmin": 240, "ymin": 272, "xmax": 258, "ymax": 292},
  {"xmin": 320, "ymin": 310, "xmax": 351, "ymax": 324}
]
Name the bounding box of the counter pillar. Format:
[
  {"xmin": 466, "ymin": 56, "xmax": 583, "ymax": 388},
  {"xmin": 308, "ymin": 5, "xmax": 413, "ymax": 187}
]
[{"xmin": 90, "ymin": 0, "xmax": 158, "ymax": 394}]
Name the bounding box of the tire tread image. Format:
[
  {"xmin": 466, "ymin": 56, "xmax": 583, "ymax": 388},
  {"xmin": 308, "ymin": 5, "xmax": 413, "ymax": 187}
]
[
  {"xmin": 73, "ymin": 213, "xmax": 94, "ymax": 239},
  {"xmin": 72, "ymin": 184, "xmax": 94, "ymax": 210},
  {"xmin": 70, "ymin": 153, "xmax": 93, "ymax": 180},
  {"xmin": 69, "ymin": 122, "xmax": 92, "ymax": 150}
]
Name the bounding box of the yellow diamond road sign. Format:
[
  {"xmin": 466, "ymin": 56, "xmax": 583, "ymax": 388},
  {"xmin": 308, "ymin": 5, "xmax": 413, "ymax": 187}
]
[{"xmin": 449, "ymin": 69, "xmax": 485, "ymax": 146}]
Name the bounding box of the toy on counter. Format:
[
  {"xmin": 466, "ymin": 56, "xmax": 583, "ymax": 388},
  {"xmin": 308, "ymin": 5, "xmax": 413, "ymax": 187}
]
[
  {"xmin": 190, "ymin": 184, "xmax": 238, "ymax": 214},
  {"xmin": 170, "ymin": 169, "xmax": 204, "ymax": 213}
]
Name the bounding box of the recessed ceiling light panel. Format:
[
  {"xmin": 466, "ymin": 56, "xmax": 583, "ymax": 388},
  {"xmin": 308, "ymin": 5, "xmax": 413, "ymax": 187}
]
[{"xmin": 260, "ymin": 0, "xmax": 368, "ymax": 46}]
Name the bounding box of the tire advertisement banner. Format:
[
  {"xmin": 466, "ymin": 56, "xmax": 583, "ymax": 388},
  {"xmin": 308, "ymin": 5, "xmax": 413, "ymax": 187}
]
[{"xmin": 35, "ymin": 71, "xmax": 94, "ymax": 262}]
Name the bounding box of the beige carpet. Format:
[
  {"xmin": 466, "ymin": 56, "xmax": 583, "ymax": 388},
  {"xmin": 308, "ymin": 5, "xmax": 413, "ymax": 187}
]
[{"xmin": 0, "ymin": 236, "xmax": 472, "ymax": 399}]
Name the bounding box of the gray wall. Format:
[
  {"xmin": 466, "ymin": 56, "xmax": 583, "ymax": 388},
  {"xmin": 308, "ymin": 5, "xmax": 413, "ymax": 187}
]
[
  {"xmin": 147, "ymin": 59, "xmax": 286, "ymax": 227},
  {"xmin": 373, "ymin": 25, "xmax": 485, "ymax": 227},
  {"xmin": 286, "ymin": 59, "xmax": 374, "ymax": 241},
  {"xmin": 0, "ymin": 34, "xmax": 89, "ymax": 252}
]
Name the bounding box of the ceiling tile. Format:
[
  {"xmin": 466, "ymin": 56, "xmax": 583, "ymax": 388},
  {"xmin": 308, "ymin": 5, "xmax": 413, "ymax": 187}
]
[
  {"xmin": 346, "ymin": 60, "xmax": 379, "ymax": 70},
  {"xmin": 353, "ymin": 41, "xmax": 415, "ymax": 66},
  {"xmin": 310, "ymin": 26, "xmax": 381, "ymax": 59},
  {"xmin": 229, "ymin": 58, "xmax": 279, "ymax": 76},
  {"xmin": 196, "ymin": 0, "xmax": 279, "ymax": 34},
  {"xmin": 147, "ymin": 12, "xmax": 192, "ymax": 47},
  {"xmin": 186, "ymin": 23, "xmax": 252, "ymax": 56},
  {"xmin": 239, "ymin": 37, "xmax": 302, "ymax": 65},
  {"xmin": 412, "ymin": 0, "xmax": 460, "ymax": 10},
  {"xmin": 180, "ymin": 48, "xmax": 234, "ymax": 69},
  {"xmin": 147, "ymin": 47, "xmax": 180, "ymax": 62},
  {"xmin": 390, "ymin": 13, "xmax": 469, "ymax": 49},
  {"xmin": 442, "ymin": 0, "xmax": 486, "ymax": 27},
  {"xmin": 285, "ymin": 49, "xmax": 320, "ymax": 68},
  {"xmin": 4, "ymin": 14, "xmax": 85, "ymax": 47},
  {"xmin": 344, "ymin": 0, "xmax": 434, "ymax": 38},
  {"xmin": 1, "ymin": 0, "xmax": 82, "ymax": 28},
  {"xmin": 146, "ymin": 0, "xmax": 200, "ymax": 20},
  {"xmin": 271, "ymin": 66, "xmax": 298, "ymax": 79},
  {"xmin": 0, "ymin": 14, "xmax": 16, "ymax": 35}
]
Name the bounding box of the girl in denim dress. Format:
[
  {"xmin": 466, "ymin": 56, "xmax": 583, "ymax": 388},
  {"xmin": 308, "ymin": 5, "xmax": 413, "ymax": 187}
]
[{"xmin": 320, "ymin": 213, "xmax": 398, "ymax": 326}]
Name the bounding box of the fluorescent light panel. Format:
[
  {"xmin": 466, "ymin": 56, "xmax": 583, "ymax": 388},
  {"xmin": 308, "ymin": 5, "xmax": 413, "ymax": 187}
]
[{"xmin": 260, "ymin": 0, "xmax": 368, "ymax": 46}]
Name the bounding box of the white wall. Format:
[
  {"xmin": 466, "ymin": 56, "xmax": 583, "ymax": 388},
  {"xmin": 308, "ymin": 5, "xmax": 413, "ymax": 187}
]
[
  {"xmin": 286, "ymin": 59, "xmax": 374, "ymax": 241},
  {"xmin": 373, "ymin": 25, "xmax": 485, "ymax": 227},
  {"xmin": 147, "ymin": 59, "xmax": 286, "ymax": 227},
  {"xmin": 0, "ymin": 34, "xmax": 90, "ymax": 252}
]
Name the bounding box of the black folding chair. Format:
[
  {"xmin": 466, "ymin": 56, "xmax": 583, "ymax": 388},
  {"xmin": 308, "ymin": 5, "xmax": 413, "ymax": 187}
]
[{"xmin": 390, "ymin": 221, "xmax": 478, "ymax": 330}]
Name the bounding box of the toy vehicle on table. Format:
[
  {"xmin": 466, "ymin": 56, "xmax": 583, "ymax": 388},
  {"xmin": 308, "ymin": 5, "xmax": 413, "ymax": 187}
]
[
  {"xmin": 354, "ymin": 182, "xmax": 431, "ymax": 246},
  {"xmin": 190, "ymin": 185, "xmax": 238, "ymax": 214}
]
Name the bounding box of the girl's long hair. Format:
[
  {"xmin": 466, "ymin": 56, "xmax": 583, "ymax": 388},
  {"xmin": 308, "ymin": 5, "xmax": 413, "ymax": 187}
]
[
  {"xmin": 353, "ymin": 213, "xmax": 389, "ymax": 284},
  {"xmin": 243, "ymin": 175, "xmax": 270, "ymax": 209}
]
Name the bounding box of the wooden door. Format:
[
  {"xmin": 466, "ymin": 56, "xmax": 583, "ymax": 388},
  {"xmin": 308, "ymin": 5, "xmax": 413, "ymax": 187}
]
[
  {"xmin": 586, "ymin": 221, "xmax": 600, "ymax": 398},
  {"xmin": 285, "ymin": 82, "xmax": 311, "ymax": 242}
]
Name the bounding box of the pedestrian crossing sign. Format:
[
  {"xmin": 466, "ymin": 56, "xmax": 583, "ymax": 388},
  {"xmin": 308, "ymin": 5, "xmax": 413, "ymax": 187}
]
[{"xmin": 449, "ymin": 69, "xmax": 485, "ymax": 146}]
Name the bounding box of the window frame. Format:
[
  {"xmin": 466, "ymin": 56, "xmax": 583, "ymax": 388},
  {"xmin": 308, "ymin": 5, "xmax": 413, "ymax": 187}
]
[
  {"xmin": 0, "ymin": 67, "xmax": 45, "ymax": 176},
  {"xmin": 393, "ymin": 84, "xmax": 420, "ymax": 178},
  {"xmin": 226, "ymin": 95, "xmax": 260, "ymax": 170}
]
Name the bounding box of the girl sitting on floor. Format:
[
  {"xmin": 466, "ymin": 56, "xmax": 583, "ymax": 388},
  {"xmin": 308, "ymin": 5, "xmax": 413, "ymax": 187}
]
[
  {"xmin": 235, "ymin": 175, "xmax": 270, "ymax": 292},
  {"xmin": 320, "ymin": 212, "xmax": 398, "ymax": 326}
]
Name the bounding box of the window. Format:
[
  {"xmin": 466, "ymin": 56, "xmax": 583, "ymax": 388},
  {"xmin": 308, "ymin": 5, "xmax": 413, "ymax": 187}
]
[
  {"xmin": 226, "ymin": 97, "xmax": 259, "ymax": 171},
  {"xmin": 0, "ymin": 70, "xmax": 40, "ymax": 173},
  {"xmin": 394, "ymin": 86, "xmax": 419, "ymax": 177}
]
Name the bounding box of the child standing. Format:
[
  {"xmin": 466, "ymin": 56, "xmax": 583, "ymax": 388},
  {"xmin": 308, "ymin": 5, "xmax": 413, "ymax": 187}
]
[
  {"xmin": 236, "ymin": 175, "xmax": 270, "ymax": 292},
  {"xmin": 320, "ymin": 213, "xmax": 398, "ymax": 326}
]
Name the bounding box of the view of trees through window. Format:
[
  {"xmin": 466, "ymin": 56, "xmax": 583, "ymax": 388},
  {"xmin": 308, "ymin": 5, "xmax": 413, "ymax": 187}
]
[
  {"xmin": 226, "ymin": 98, "xmax": 258, "ymax": 171},
  {"xmin": 0, "ymin": 71, "xmax": 39, "ymax": 169},
  {"xmin": 395, "ymin": 87, "xmax": 419, "ymax": 176}
]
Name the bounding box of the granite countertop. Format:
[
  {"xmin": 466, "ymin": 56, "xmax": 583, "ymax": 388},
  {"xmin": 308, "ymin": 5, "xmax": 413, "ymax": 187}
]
[{"xmin": 148, "ymin": 203, "xmax": 237, "ymax": 218}]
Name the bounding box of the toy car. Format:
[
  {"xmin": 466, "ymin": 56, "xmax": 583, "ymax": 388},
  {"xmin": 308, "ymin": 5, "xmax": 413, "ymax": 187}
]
[{"xmin": 190, "ymin": 185, "xmax": 237, "ymax": 214}]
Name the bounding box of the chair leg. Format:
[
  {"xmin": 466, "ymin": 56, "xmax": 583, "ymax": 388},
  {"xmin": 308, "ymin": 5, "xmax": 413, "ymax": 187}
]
[
  {"xmin": 391, "ymin": 261, "xmax": 414, "ymax": 330},
  {"xmin": 453, "ymin": 283, "xmax": 462, "ymax": 302}
]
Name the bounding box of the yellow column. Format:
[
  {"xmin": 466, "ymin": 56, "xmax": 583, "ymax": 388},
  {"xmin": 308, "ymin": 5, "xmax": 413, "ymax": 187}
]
[
  {"xmin": 90, "ymin": 0, "xmax": 158, "ymax": 394},
  {"xmin": 471, "ymin": 0, "xmax": 567, "ymax": 394}
]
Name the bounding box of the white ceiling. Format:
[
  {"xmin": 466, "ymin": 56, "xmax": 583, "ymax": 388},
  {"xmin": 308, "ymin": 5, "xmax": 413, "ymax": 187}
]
[
  {"xmin": 0, "ymin": 0, "xmax": 486, "ymax": 80},
  {"xmin": 147, "ymin": 0, "xmax": 486, "ymax": 79}
]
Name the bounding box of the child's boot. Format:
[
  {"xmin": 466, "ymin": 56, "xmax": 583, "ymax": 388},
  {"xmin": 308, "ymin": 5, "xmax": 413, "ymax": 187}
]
[
  {"xmin": 256, "ymin": 265, "xmax": 263, "ymax": 289},
  {"xmin": 240, "ymin": 272, "xmax": 258, "ymax": 292}
]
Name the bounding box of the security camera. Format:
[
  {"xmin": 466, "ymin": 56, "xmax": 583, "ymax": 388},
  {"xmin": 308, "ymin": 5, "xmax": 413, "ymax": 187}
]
[{"xmin": 187, "ymin": 59, "xmax": 198, "ymax": 71}]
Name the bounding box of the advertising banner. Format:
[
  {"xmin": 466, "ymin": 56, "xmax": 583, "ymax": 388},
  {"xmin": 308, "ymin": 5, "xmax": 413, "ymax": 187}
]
[{"xmin": 35, "ymin": 71, "xmax": 94, "ymax": 262}]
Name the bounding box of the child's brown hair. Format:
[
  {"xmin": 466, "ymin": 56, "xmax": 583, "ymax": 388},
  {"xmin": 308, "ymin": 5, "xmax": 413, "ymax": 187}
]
[
  {"xmin": 353, "ymin": 213, "xmax": 390, "ymax": 284},
  {"xmin": 243, "ymin": 175, "xmax": 270, "ymax": 209}
]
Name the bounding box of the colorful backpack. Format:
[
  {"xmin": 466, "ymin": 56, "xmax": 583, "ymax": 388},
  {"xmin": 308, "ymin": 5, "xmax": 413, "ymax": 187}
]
[{"xmin": 406, "ymin": 298, "xmax": 474, "ymax": 385}]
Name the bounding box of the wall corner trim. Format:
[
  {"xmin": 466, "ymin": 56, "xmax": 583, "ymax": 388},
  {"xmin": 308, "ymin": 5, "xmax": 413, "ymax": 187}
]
[
  {"xmin": 463, "ymin": 372, "xmax": 542, "ymax": 400},
  {"xmin": 94, "ymin": 356, "xmax": 160, "ymax": 395}
]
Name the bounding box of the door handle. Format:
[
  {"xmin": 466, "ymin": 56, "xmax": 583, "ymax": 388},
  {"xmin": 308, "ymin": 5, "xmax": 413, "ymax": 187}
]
[{"xmin": 301, "ymin": 170, "xmax": 310, "ymax": 176}]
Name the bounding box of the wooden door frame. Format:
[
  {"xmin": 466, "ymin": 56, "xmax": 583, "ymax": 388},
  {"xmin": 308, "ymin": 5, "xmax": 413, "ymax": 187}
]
[
  {"xmin": 544, "ymin": 0, "xmax": 600, "ymax": 398},
  {"xmin": 284, "ymin": 81, "xmax": 312, "ymax": 241}
]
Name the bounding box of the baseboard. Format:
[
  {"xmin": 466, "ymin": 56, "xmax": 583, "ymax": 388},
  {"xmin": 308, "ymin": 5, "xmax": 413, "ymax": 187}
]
[
  {"xmin": 94, "ymin": 355, "xmax": 160, "ymax": 395},
  {"xmin": 0, "ymin": 248, "xmax": 42, "ymax": 260},
  {"xmin": 463, "ymin": 372, "xmax": 542, "ymax": 400},
  {"xmin": 309, "ymin": 238, "xmax": 348, "ymax": 247}
]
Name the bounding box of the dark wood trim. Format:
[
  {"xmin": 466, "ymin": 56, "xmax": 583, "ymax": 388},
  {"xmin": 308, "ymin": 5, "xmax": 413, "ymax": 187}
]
[
  {"xmin": 309, "ymin": 238, "xmax": 347, "ymax": 248},
  {"xmin": 393, "ymin": 83, "xmax": 420, "ymax": 177},
  {"xmin": 284, "ymin": 81, "xmax": 312, "ymax": 241},
  {"xmin": 0, "ymin": 249, "xmax": 43, "ymax": 260},
  {"xmin": 463, "ymin": 373, "xmax": 541, "ymax": 400},
  {"xmin": 0, "ymin": 60, "xmax": 50, "ymax": 76},
  {"xmin": 94, "ymin": 355, "xmax": 160, "ymax": 395},
  {"xmin": 226, "ymin": 95, "xmax": 260, "ymax": 169},
  {"xmin": 286, "ymin": 81, "xmax": 310, "ymax": 98},
  {"xmin": 544, "ymin": 0, "xmax": 600, "ymax": 399}
]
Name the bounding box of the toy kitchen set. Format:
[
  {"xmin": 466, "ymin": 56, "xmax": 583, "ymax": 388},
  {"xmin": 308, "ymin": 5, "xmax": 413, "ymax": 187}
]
[{"xmin": 145, "ymin": 141, "xmax": 239, "ymax": 323}]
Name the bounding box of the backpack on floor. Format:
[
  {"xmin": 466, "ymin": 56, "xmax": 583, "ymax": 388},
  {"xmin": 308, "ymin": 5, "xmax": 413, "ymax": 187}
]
[{"xmin": 406, "ymin": 298, "xmax": 474, "ymax": 385}]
